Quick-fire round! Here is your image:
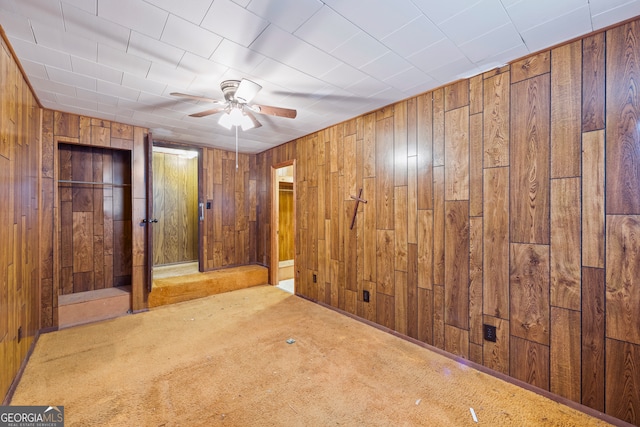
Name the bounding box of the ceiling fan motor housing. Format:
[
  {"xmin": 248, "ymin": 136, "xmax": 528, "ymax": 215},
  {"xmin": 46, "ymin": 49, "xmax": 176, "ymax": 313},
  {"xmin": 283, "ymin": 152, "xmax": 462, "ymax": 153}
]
[{"xmin": 220, "ymin": 80, "xmax": 241, "ymax": 102}]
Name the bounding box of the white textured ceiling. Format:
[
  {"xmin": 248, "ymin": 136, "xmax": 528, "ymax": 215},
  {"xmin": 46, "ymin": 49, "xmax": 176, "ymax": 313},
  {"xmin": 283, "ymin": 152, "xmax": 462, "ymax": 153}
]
[{"xmin": 1, "ymin": 0, "xmax": 639, "ymax": 153}]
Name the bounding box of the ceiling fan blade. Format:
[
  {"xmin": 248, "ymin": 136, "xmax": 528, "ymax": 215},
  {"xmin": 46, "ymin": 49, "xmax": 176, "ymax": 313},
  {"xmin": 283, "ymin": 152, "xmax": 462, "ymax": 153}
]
[
  {"xmin": 189, "ymin": 107, "xmax": 226, "ymax": 118},
  {"xmin": 251, "ymin": 104, "xmax": 297, "ymax": 119},
  {"xmin": 244, "ymin": 110, "xmax": 262, "ymax": 129},
  {"xmin": 171, "ymin": 92, "xmax": 224, "ymax": 104},
  {"xmin": 235, "ymin": 79, "xmax": 262, "ymax": 103}
]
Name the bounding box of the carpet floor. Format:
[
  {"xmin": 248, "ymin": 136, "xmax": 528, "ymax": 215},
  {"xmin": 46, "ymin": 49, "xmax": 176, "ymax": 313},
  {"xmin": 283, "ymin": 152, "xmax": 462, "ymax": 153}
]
[{"xmin": 12, "ymin": 285, "xmax": 613, "ymax": 426}]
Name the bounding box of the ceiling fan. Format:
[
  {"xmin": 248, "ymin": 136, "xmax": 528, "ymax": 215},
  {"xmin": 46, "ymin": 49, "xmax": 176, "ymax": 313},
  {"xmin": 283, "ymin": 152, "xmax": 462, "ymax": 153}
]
[{"xmin": 170, "ymin": 78, "xmax": 297, "ymax": 131}]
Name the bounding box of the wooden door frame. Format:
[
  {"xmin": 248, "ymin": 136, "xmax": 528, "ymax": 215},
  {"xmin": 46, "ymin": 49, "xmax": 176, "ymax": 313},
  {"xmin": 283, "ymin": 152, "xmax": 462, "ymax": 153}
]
[
  {"xmin": 148, "ymin": 141, "xmax": 203, "ymax": 274},
  {"xmin": 52, "ymin": 136, "xmax": 135, "ymax": 310},
  {"xmin": 270, "ymin": 160, "xmax": 295, "ymax": 287}
]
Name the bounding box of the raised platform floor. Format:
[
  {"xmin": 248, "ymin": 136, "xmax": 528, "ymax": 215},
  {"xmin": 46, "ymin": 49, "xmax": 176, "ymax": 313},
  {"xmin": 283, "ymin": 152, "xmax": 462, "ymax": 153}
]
[{"xmin": 148, "ymin": 264, "xmax": 269, "ymax": 308}]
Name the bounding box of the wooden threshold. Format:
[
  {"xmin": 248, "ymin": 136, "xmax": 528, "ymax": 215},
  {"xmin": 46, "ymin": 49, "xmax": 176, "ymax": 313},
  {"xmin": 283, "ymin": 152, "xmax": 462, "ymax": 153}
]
[{"xmin": 58, "ymin": 286, "xmax": 131, "ymax": 329}]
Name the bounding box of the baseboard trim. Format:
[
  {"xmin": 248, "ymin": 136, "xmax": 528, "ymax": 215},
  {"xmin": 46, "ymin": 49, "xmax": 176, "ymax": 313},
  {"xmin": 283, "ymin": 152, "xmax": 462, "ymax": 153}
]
[{"xmin": 2, "ymin": 329, "xmax": 44, "ymax": 405}]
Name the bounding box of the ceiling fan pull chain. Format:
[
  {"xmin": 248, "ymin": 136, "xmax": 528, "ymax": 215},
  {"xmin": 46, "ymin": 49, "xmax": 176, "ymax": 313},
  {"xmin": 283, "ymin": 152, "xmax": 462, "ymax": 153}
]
[{"xmin": 235, "ymin": 125, "xmax": 239, "ymax": 169}]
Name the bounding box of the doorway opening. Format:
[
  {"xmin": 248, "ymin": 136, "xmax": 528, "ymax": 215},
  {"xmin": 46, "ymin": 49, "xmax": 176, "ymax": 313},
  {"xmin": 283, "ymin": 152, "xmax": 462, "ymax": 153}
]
[
  {"xmin": 272, "ymin": 162, "xmax": 295, "ymax": 294},
  {"xmin": 151, "ymin": 145, "xmax": 200, "ymax": 281}
]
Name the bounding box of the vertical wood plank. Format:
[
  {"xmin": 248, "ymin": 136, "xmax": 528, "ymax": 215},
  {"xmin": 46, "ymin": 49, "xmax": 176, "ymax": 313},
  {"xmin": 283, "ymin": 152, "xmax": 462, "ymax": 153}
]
[
  {"xmin": 407, "ymin": 156, "xmax": 418, "ymax": 244},
  {"xmin": 550, "ymin": 307, "xmax": 581, "ymax": 402},
  {"xmin": 445, "ymin": 79, "xmax": 469, "ymax": 111},
  {"xmin": 606, "ymin": 20, "xmax": 640, "ymax": 214},
  {"xmin": 510, "ymin": 74, "xmax": 550, "ymax": 244},
  {"xmin": 444, "ymin": 106, "xmax": 469, "ymax": 201},
  {"xmin": 363, "ymin": 177, "xmax": 376, "ymax": 282},
  {"xmin": 511, "ymin": 51, "xmax": 550, "ymax": 84},
  {"xmin": 376, "ymin": 229, "xmax": 394, "ymax": 296},
  {"xmin": 582, "ymin": 32, "xmax": 605, "ymax": 132},
  {"xmin": 345, "ymin": 205, "xmax": 357, "ymax": 292},
  {"xmin": 605, "ymin": 339, "xmax": 640, "ymax": 425},
  {"xmin": 483, "ymin": 167, "xmax": 509, "ymax": 319},
  {"xmin": 445, "ymin": 325, "xmax": 469, "ymax": 359},
  {"xmin": 344, "ymin": 134, "xmax": 357, "ymax": 200},
  {"xmin": 551, "ymin": 40, "xmax": 582, "ymax": 178},
  {"xmin": 469, "ymin": 113, "xmax": 483, "ymax": 216},
  {"xmin": 407, "ymin": 97, "xmax": 417, "ymax": 157},
  {"xmin": 433, "ymin": 284, "xmax": 445, "ymax": 349},
  {"xmin": 395, "ymin": 270, "xmax": 407, "ymax": 335},
  {"xmin": 330, "ymin": 172, "xmax": 341, "ymax": 260},
  {"xmin": 510, "ymin": 243, "xmax": 550, "ymax": 345},
  {"xmin": 469, "ymin": 75, "xmax": 483, "ymax": 115},
  {"xmin": 510, "ymin": 336, "xmax": 550, "ymax": 391},
  {"xmin": 394, "ymin": 186, "xmax": 408, "ymax": 272},
  {"xmin": 444, "ymin": 200, "xmax": 469, "ymax": 330},
  {"xmin": 582, "ymin": 267, "xmax": 605, "ymax": 412},
  {"xmin": 417, "ymin": 287, "xmax": 433, "ymax": 345},
  {"xmin": 469, "ymin": 217, "xmax": 483, "ymax": 345},
  {"xmin": 406, "ymin": 243, "xmax": 419, "ymax": 339},
  {"xmin": 417, "ymin": 210, "xmax": 433, "ymax": 290},
  {"xmin": 582, "ymin": 130, "xmax": 605, "ymax": 268},
  {"xmin": 376, "ymin": 293, "xmax": 395, "ymax": 330},
  {"xmin": 344, "ymin": 289, "xmax": 357, "ymax": 316},
  {"xmin": 433, "ymin": 166, "xmax": 445, "ymax": 285},
  {"xmin": 417, "ymin": 93, "xmax": 433, "ymax": 210},
  {"xmin": 358, "ymin": 280, "xmax": 376, "ymax": 323},
  {"xmin": 483, "ymin": 315, "xmax": 509, "ymax": 375},
  {"xmin": 376, "ymin": 117, "xmax": 394, "ymax": 229},
  {"xmin": 433, "ymin": 89, "xmax": 445, "ymax": 167},
  {"xmin": 394, "ymin": 101, "xmax": 407, "ymax": 186},
  {"xmin": 550, "ymin": 178, "xmax": 581, "ymax": 310},
  {"xmin": 606, "ymin": 215, "xmax": 640, "ymax": 345},
  {"xmin": 72, "ymin": 212, "xmax": 94, "ymax": 273},
  {"xmin": 363, "ymin": 114, "xmax": 375, "ymax": 178},
  {"xmin": 470, "ymin": 343, "xmax": 483, "ymax": 365},
  {"xmin": 483, "ymin": 72, "xmax": 510, "ymax": 168}
]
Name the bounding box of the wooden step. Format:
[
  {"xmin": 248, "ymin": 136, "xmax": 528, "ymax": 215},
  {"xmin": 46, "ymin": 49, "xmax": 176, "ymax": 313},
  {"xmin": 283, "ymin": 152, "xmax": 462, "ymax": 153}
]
[
  {"xmin": 279, "ymin": 259, "xmax": 294, "ymax": 280},
  {"xmin": 149, "ymin": 264, "xmax": 269, "ymax": 308},
  {"xmin": 58, "ymin": 286, "xmax": 131, "ymax": 329}
]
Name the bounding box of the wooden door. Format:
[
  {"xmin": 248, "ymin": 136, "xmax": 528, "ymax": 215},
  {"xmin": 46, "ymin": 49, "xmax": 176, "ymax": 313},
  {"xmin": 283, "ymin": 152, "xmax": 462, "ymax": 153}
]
[
  {"xmin": 270, "ymin": 162, "xmax": 295, "ymax": 286},
  {"xmin": 144, "ymin": 132, "xmax": 154, "ymax": 291}
]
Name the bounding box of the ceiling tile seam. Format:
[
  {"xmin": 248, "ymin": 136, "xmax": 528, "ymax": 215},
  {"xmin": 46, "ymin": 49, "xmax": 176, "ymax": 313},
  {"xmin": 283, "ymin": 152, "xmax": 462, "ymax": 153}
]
[
  {"xmin": 317, "ymin": 4, "xmax": 480, "ymax": 77},
  {"xmin": 318, "ymin": 3, "xmax": 404, "ymax": 72},
  {"xmin": 456, "ymin": 22, "xmax": 518, "ymax": 54},
  {"xmin": 500, "ymin": 1, "xmax": 535, "ymax": 51},
  {"xmin": 587, "ymin": 1, "xmax": 595, "ymax": 29},
  {"xmin": 381, "ymin": 14, "xmax": 446, "ymax": 51},
  {"xmin": 519, "ymin": 4, "xmax": 594, "ymax": 49},
  {"xmin": 435, "ymin": 0, "xmax": 485, "ymax": 26}
]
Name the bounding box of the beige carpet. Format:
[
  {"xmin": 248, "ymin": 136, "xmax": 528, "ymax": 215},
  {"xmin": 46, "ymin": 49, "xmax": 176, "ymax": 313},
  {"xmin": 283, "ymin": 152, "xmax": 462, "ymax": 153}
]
[{"xmin": 12, "ymin": 286, "xmax": 613, "ymax": 426}]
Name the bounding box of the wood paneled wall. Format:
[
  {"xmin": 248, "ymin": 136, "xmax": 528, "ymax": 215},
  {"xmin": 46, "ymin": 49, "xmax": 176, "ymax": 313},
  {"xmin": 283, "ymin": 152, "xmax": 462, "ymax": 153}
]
[
  {"xmin": 256, "ymin": 19, "xmax": 640, "ymax": 426},
  {"xmin": 152, "ymin": 151, "xmax": 198, "ymax": 266},
  {"xmin": 0, "ymin": 35, "xmax": 41, "ymax": 402},
  {"xmin": 200, "ymin": 147, "xmax": 257, "ymax": 270},
  {"xmin": 58, "ymin": 144, "xmax": 132, "ymax": 294},
  {"xmin": 40, "ymin": 112, "xmax": 148, "ymax": 327}
]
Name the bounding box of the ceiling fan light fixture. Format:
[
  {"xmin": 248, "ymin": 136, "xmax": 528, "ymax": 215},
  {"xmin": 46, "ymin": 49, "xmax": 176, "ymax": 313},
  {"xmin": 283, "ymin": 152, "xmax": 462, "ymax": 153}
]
[
  {"xmin": 218, "ymin": 107, "xmax": 256, "ymax": 131},
  {"xmin": 240, "ymin": 112, "xmax": 255, "ymax": 131},
  {"xmin": 218, "ymin": 111, "xmax": 234, "ymax": 130},
  {"xmin": 235, "ymin": 79, "xmax": 262, "ymax": 103}
]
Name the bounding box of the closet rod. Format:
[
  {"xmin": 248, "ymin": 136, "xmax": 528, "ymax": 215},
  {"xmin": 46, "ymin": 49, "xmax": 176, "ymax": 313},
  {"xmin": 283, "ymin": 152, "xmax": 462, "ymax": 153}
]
[{"xmin": 57, "ymin": 180, "xmax": 131, "ymax": 186}]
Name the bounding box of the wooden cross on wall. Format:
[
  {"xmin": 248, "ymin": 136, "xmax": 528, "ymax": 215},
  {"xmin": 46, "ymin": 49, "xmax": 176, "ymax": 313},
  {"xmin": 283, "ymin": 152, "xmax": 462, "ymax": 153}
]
[{"xmin": 350, "ymin": 188, "xmax": 367, "ymax": 230}]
